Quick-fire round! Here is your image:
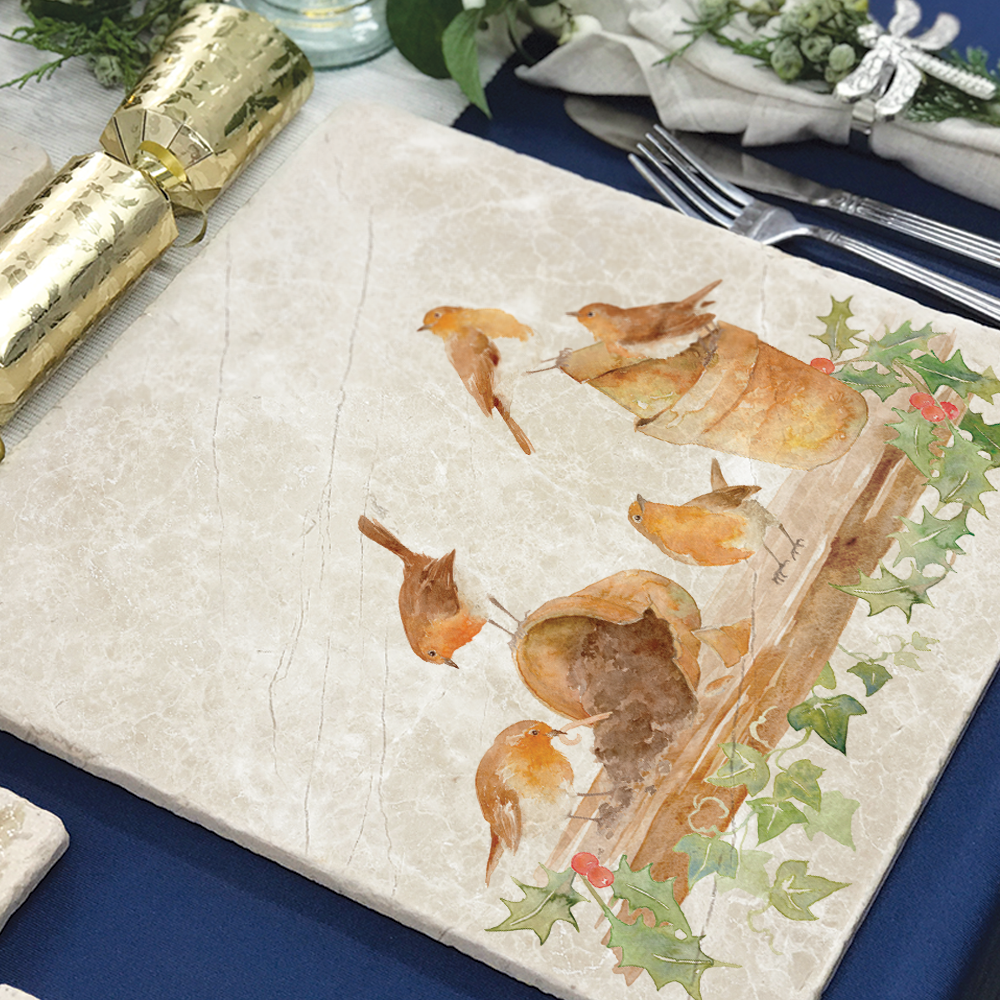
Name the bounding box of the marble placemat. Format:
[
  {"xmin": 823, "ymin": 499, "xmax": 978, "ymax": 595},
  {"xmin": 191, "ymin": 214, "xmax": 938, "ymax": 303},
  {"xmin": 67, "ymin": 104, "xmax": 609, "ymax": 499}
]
[
  {"xmin": 0, "ymin": 987, "xmax": 42, "ymax": 1000},
  {"xmin": 0, "ymin": 101, "xmax": 997, "ymax": 1000}
]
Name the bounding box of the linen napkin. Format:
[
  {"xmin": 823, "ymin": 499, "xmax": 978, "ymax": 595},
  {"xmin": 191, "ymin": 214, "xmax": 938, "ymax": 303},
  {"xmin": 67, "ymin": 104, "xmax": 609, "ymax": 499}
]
[{"xmin": 517, "ymin": 0, "xmax": 1000, "ymax": 209}]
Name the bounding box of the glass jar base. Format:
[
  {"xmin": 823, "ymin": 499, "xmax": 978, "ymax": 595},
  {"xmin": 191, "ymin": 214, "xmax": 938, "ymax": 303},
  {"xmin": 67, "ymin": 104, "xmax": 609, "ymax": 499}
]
[{"xmin": 239, "ymin": 0, "xmax": 393, "ymax": 69}]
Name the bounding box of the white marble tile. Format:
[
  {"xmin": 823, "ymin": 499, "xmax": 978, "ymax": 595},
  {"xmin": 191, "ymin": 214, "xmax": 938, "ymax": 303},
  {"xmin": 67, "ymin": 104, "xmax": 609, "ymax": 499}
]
[
  {"xmin": 0, "ymin": 127, "xmax": 52, "ymax": 230},
  {"xmin": 1, "ymin": 986, "xmax": 42, "ymax": 1000},
  {"xmin": 0, "ymin": 788, "xmax": 68, "ymax": 935},
  {"xmin": 0, "ymin": 101, "xmax": 997, "ymax": 1000}
]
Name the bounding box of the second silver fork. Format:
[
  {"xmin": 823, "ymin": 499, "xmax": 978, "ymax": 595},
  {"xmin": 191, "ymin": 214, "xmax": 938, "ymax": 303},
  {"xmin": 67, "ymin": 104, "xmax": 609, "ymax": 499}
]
[{"xmin": 631, "ymin": 127, "xmax": 1000, "ymax": 326}]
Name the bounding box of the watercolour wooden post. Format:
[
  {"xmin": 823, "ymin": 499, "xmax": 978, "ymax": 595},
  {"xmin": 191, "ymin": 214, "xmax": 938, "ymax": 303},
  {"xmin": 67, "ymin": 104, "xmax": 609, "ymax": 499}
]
[{"xmin": 0, "ymin": 102, "xmax": 997, "ymax": 1000}]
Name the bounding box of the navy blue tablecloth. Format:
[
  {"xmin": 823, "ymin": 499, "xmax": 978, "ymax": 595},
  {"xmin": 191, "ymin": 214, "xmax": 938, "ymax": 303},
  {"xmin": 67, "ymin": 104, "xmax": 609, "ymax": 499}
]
[{"xmin": 3, "ymin": 3, "xmax": 1000, "ymax": 998}]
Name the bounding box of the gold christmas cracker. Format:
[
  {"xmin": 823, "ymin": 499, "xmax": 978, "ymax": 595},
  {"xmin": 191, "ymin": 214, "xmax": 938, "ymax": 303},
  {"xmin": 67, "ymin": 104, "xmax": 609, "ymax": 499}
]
[
  {"xmin": 0, "ymin": 152, "xmax": 179, "ymax": 428},
  {"xmin": 100, "ymin": 3, "xmax": 315, "ymax": 214}
]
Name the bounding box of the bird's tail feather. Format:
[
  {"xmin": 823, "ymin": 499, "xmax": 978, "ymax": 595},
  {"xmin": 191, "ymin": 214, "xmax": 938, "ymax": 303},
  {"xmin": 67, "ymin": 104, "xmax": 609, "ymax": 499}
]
[
  {"xmin": 485, "ymin": 831, "xmax": 504, "ymax": 887},
  {"xmin": 358, "ymin": 515, "xmax": 415, "ymax": 562},
  {"xmin": 493, "ymin": 396, "xmax": 534, "ymax": 456}
]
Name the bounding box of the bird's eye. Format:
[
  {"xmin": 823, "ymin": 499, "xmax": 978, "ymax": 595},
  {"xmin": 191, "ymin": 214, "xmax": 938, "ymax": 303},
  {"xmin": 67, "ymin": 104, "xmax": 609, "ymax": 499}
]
[
  {"xmin": 426, "ymin": 650, "xmax": 437, "ymax": 658},
  {"xmin": 530, "ymin": 729, "xmax": 539, "ymax": 736},
  {"xmin": 632, "ymin": 514, "xmax": 642, "ymax": 522},
  {"xmin": 586, "ymin": 310, "xmax": 595, "ymax": 318}
]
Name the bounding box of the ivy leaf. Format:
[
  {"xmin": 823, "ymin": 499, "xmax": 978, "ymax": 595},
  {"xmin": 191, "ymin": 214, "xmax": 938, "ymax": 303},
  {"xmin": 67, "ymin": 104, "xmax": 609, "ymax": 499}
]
[
  {"xmin": 815, "ymin": 662, "xmax": 837, "ymax": 689},
  {"xmin": 773, "ymin": 759, "xmax": 824, "ymax": 810},
  {"xmin": 834, "ymin": 563, "xmax": 936, "ymax": 622},
  {"xmin": 859, "ymin": 321, "xmax": 936, "ymax": 372},
  {"xmin": 929, "ymin": 430, "xmax": 997, "ymax": 515},
  {"xmin": 706, "ymin": 742, "xmax": 770, "ymax": 796},
  {"xmin": 787, "ymin": 694, "xmax": 867, "ymax": 754},
  {"xmin": 604, "ymin": 913, "xmax": 717, "ymax": 997},
  {"xmin": 960, "ymin": 410, "xmax": 1000, "ymax": 468},
  {"xmin": 769, "ymin": 860, "xmax": 849, "ymax": 921},
  {"xmin": 748, "ymin": 797, "xmax": 807, "ymax": 844},
  {"xmin": 911, "ymin": 631, "xmax": 939, "ymax": 652},
  {"xmin": 801, "ymin": 791, "xmax": 860, "ymax": 849},
  {"xmin": 847, "ymin": 658, "xmax": 893, "ymax": 695},
  {"xmin": 610, "ymin": 856, "xmax": 691, "ymax": 934},
  {"xmin": 487, "ymin": 865, "xmax": 586, "ymax": 944},
  {"xmin": 886, "ymin": 407, "xmax": 942, "ymax": 478},
  {"xmin": 813, "ymin": 297, "xmax": 863, "ymax": 360},
  {"xmin": 715, "ymin": 849, "xmax": 774, "ymax": 899},
  {"xmin": 674, "ymin": 833, "xmax": 739, "ymax": 886},
  {"xmin": 386, "ymin": 0, "xmax": 463, "ymax": 78},
  {"xmin": 909, "ymin": 349, "xmax": 1000, "ymax": 402},
  {"xmin": 836, "ymin": 362, "xmax": 906, "ymax": 401},
  {"xmin": 890, "ymin": 506, "xmax": 973, "ymax": 573}
]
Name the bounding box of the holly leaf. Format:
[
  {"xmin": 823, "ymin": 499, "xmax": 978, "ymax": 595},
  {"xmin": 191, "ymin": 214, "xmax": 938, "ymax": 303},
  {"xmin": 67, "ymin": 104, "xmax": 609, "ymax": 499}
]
[
  {"xmin": 814, "ymin": 297, "xmax": 863, "ymax": 360},
  {"xmin": 836, "ymin": 362, "xmax": 906, "ymax": 401},
  {"xmin": 909, "ymin": 349, "xmax": 1000, "ymax": 402},
  {"xmin": 715, "ymin": 849, "xmax": 774, "ymax": 899},
  {"xmin": 890, "ymin": 506, "xmax": 973, "ymax": 573},
  {"xmin": 834, "ymin": 563, "xmax": 936, "ymax": 622},
  {"xmin": 961, "ymin": 410, "xmax": 1000, "ymax": 468},
  {"xmin": 769, "ymin": 859, "xmax": 849, "ymax": 921},
  {"xmin": 605, "ymin": 913, "xmax": 717, "ymax": 997},
  {"xmin": 847, "ymin": 658, "xmax": 893, "ymax": 695},
  {"xmin": 611, "ymin": 856, "xmax": 690, "ymax": 934},
  {"xmin": 800, "ymin": 791, "xmax": 860, "ymax": 849},
  {"xmin": 674, "ymin": 833, "xmax": 739, "ymax": 886},
  {"xmin": 859, "ymin": 320, "xmax": 936, "ymax": 372},
  {"xmin": 886, "ymin": 407, "xmax": 942, "ymax": 478},
  {"xmin": 929, "ymin": 430, "xmax": 997, "ymax": 515},
  {"xmin": 787, "ymin": 694, "xmax": 867, "ymax": 754},
  {"xmin": 706, "ymin": 742, "xmax": 770, "ymax": 796},
  {"xmin": 773, "ymin": 759, "xmax": 824, "ymax": 811},
  {"xmin": 487, "ymin": 865, "xmax": 586, "ymax": 944},
  {"xmin": 748, "ymin": 798, "xmax": 807, "ymax": 844},
  {"xmin": 386, "ymin": 0, "xmax": 463, "ymax": 78}
]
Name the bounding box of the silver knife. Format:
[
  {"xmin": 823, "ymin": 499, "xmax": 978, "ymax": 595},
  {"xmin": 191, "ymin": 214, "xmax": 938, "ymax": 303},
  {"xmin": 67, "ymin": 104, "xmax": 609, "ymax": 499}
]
[{"xmin": 565, "ymin": 95, "xmax": 1000, "ymax": 271}]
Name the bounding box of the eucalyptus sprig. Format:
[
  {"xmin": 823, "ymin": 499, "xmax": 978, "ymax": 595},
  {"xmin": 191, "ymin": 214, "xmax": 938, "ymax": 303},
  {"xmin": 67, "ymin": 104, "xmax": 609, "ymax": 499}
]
[
  {"xmin": 385, "ymin": 0, "xmax": 600, "ymax": 116},
  {"xmin": 1, "ymin": 0, "xmax": 196, "ymax": 91}
]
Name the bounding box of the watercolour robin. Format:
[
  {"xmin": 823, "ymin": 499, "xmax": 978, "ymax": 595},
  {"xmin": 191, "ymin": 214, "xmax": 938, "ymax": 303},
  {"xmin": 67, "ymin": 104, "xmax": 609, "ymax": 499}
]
[
  {"xmin": 419, "ymin": 306, "xmax": 534, "ymax": 455},
  {"xmin": 358, "ymin": 514, "xmax": 486, "ymax": 667},
  {"xmin": 475, "ymin": 720, "xmax": 574, "ymax": 886},
  {"xmin": 628, "ymin": 459, "xmax": 804, "ymax": 583},
  {"xmin": 569, "ymin": 279, "xmax": 722, "ymax": 357}
]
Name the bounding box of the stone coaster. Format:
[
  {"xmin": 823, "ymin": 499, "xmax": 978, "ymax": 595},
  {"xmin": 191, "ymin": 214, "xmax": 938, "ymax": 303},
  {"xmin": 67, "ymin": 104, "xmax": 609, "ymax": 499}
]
[
  {"xmin": 0, "ymin": 126, "xmax": 52, "ymax": 231},
  {"xmin": 0, "ymin": 788, "xmax": 68, "ymax": 935},
  {"xmin": 0, "ymin": 986, "xmax": 42, "ymax": 1000}
]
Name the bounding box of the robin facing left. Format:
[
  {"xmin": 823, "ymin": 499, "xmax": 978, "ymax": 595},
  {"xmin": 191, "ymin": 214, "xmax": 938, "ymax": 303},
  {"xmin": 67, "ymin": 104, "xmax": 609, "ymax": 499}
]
[{"xmin": 475, "ymin": 720, "xmax": 573, "ymax": 886}]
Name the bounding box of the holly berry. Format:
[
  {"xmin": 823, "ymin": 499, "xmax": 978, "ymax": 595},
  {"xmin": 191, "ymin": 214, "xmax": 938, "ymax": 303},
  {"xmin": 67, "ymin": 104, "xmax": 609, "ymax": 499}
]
[
  {"xmin": 810, "ymin": 357, "xmax": 835, "ymax": 374},
  {"xmin": 571, "ymin": 852, "xmax": 600, "ymax": 877},
  {"xmin": 910, "ymin": 391, "xmax": 934, "ymax": 409},
  {"xmin": 588, "ymin": 865, "xmax": 615, "ymax": 888},
  {"xmin": 941, "ymin": 401, "xmax": 960, "ymax": 420},
  {"xmin": 921, "ymin": 404, "xmax": 947, "ymax": 423}
]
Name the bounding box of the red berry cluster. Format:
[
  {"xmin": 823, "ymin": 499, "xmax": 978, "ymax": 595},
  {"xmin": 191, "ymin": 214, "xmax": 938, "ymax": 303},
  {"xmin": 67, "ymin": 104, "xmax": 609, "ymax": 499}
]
[
  {"xmin": 909, "ymin": 391, "xmax": 959, "ymax": 423},
  {"xmin": 571, "ymin": 852, "xmax": 614, "ymax": 888}
]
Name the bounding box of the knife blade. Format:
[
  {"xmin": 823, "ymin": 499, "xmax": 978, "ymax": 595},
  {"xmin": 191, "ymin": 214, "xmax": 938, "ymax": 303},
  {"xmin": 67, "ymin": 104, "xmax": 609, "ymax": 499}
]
[{"xmin": 565, "ymin": 95, "xmax": 1000, "ymax": 271}]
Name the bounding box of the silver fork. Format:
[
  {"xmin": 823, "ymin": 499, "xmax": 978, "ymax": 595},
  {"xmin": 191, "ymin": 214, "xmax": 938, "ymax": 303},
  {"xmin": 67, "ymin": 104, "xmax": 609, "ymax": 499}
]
[{"xmin": 630, "ymin": 126, "xmax": 1000, "ymax": 326}]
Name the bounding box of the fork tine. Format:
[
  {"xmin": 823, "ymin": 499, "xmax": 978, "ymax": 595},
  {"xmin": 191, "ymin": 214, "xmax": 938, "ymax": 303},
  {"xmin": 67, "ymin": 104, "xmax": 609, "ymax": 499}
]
[
  {"xmin": 644, "ymin": 132, "xmax": 745, "ymax": 219},
  {"xmin": 633, "ymin": 144, "xmax": 735, "ymax": 229},
  {"xmin": 651, "ymin": 126, "xmax": 753, "ymax": 209}
]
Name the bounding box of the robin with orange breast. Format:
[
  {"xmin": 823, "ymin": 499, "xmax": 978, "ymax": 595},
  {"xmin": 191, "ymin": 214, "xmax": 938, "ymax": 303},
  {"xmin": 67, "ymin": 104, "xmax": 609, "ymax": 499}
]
[
  {"xmin": 419, "ymin": 306, "xmax": 534, "ymax": 455},
  {"xmin": 476, "ymin": 720, "xmax": 573, "ymax": 886},
  {"xmin": 628, "ymin": 459, "xmax": 804, "ymax": 583},
  {"xmin": 358, "ymin": 514, "xmax": 486, "ymax": 667},
  {"xmin": 569, "ymin": 279, "xmax": 722, "ymax": 357}
]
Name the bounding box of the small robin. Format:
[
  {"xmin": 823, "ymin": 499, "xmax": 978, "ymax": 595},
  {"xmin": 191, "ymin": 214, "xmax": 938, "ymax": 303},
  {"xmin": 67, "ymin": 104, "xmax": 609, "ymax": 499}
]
[
  {"xmin": 419, "ymin": 306, "xmax": 534, "ymax": 455},
  {"xmin": 628, "ymin": 459, "xmax": 804, "ymax": 582},
  {"xmin": 476, "ymin": 720, "xmax": 574, "ymax": 886},
  {"xmin": 569, "ymin": 279, "xmax": 722, "ymax": 357},
  {"xmin": 358, "ymin": 515, "xmax": 486, "ymax": 667}
]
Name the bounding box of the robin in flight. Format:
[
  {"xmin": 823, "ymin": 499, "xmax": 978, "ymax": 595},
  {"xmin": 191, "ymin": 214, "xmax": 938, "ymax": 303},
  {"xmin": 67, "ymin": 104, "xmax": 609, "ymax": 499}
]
[
  {"xmin": 628, "ymin": 459, "xmax": 804, "ymax": 583},
  {"xmin": 358, "ymin": 515, "xmax": 486, "ymax": 667},
  {"xmin": 420, "ymin": 306, "xmax": 534, "ymax": 455},
  {"xmin": 476, "ymin": 720, "xmax": 574, "ymax": 886},
  {"xmin": 569, "ymin": 279, "xmax": 722, "ymax": 357}
]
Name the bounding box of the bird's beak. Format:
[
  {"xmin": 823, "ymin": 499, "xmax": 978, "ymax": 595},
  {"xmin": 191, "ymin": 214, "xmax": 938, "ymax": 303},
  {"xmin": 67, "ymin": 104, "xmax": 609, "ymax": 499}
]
[
  {"xmin": 417, "ymin": 324, "xmax": 429, "ymax": 331},
  {"xmin": 547, "ymin": 728, "xmax": 566, "ymax": 738},
  {"xmin": 443, "ymin": 657, "xmax": 459, "ymax": 669},
  {"xmin": 636, "ymin": 495, "xmax": 646, "ymax": 512},
  {"xmin": 565, "ymin": 310, "xmax": 579, "ymax": 318}
]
